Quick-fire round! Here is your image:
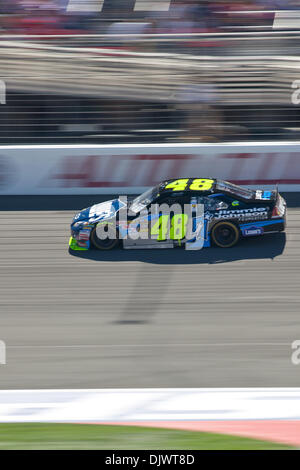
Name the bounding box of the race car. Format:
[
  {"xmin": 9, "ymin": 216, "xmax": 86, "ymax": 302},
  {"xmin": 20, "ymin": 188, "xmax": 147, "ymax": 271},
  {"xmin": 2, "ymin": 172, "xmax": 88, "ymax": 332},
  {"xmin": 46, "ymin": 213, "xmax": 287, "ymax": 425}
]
[{"xmin": 69, "ymin": 178, "xmax": 287, "ymax": 251}]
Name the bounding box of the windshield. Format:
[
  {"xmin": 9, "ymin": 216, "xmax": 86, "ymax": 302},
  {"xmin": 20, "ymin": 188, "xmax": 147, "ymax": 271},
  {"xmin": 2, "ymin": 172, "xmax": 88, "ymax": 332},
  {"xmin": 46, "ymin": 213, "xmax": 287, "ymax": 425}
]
[
  {"xmin": 130, "ymin": 185, "xmax": 161, "ymax": 213},
  {"xmin": 216, "ymin": 181, "xmax": 254, "ymax": 199}
]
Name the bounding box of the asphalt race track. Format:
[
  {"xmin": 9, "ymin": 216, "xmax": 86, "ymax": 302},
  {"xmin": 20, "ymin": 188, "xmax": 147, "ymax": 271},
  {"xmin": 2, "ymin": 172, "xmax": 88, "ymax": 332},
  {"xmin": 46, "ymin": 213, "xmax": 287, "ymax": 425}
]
[{"xmin": 0, "ymin": 195, "xmax": 300, "ymax": 389}]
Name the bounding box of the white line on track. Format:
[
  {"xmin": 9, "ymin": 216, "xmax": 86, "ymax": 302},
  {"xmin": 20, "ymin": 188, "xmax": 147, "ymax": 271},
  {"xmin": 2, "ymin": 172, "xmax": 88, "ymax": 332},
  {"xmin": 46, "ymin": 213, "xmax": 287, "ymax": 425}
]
[
  {"xmin": 7, "ymin": 342, "xmax": 291, "ymax": 349},
  {"xmin": 1, "ymin": 388, "xmax": 300, "ymax": 424}
]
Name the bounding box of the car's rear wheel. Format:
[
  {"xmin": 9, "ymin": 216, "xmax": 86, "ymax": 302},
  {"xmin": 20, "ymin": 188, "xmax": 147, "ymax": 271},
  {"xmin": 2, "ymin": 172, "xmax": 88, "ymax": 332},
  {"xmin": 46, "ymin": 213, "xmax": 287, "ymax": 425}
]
[
  {"xmin": 211, "ymin": 221, "xmax": 240, "ymax": 248},
  {"xmin": 90, "ymin": 225, "xmax": 119, "ymax": 250}
]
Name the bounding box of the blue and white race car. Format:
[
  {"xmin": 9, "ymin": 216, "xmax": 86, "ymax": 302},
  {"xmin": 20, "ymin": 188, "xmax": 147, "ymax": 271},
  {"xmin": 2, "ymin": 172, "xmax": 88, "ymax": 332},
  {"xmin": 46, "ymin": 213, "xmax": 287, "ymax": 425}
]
[{"xmin": 69, "ymin": 178, "xmax": 286, "ymax": 251}]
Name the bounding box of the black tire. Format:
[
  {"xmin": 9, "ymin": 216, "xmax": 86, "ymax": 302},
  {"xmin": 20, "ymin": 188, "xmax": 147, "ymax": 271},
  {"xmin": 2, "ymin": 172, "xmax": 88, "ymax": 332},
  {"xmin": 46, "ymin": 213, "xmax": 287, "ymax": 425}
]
[
  {"xmin": 90, "ymin": 225, "xmax": 119, "ymax": 250},
  {"xmin": 211, "ymin": 221, "xmax": 240, "ymax": 248}
]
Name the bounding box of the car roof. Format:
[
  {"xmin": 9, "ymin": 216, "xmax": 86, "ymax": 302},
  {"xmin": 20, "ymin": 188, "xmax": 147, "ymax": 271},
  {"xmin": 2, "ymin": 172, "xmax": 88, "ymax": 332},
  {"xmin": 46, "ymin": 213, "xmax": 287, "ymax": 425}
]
[
  {"xmin": 159, "ymin": 178, "xmax": 257, "ymax": 201},
  {"xmin": 160, "ymin": 178, "xmax": 217, "ymax": 193}
]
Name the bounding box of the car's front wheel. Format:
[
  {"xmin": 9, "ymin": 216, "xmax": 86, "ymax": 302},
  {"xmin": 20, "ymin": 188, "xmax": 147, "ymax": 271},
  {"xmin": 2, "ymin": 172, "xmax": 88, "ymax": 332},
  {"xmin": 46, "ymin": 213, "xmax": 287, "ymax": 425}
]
[
  {"xmin": 211, "ymin": 221, "xmax": 240, "ymax": 248},
  {"xmin": 90, "ymin": 225, "xmax": 119, "ymax": 250}
]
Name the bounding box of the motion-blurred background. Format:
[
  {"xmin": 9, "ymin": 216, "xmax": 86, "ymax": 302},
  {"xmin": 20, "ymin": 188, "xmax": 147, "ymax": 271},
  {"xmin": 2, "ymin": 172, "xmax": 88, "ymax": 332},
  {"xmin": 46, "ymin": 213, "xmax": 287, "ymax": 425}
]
[
  {"xmin": 1, "ymin": 4, "xmax": 300, "ymax": 450},
  {"xmin": 1, "ymin": 0, "xmax": 300, "ymax": 145}
]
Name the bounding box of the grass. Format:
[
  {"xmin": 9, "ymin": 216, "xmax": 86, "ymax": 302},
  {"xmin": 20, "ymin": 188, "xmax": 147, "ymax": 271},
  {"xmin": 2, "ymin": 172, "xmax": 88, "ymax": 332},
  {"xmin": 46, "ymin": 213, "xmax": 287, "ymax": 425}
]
[{"xmin": 0, "ymin": 423, "xmax": 293, "ymax": 450}]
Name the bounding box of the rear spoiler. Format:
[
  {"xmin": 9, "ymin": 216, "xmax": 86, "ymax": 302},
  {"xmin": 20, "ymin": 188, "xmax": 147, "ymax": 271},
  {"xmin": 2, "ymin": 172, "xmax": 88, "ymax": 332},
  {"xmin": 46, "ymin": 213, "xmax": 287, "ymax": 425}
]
[{"xmin": 265, "ymin": 184, "xmax": 279, "ymax": 203}]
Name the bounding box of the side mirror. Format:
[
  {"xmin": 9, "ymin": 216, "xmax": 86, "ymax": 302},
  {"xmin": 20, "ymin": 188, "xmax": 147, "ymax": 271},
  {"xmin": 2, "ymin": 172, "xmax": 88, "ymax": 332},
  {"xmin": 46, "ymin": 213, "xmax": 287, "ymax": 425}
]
[{"xmin": 217, "ymin": 202, "xmax": 228, "ymax": 210}]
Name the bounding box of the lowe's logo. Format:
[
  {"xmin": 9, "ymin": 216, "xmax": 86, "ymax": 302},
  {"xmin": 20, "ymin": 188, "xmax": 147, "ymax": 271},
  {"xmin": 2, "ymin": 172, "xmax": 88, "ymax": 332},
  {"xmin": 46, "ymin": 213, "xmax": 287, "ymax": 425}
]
[{"xmin": 242, "ymin": 227, "xmax": 264, "ymax": 237}]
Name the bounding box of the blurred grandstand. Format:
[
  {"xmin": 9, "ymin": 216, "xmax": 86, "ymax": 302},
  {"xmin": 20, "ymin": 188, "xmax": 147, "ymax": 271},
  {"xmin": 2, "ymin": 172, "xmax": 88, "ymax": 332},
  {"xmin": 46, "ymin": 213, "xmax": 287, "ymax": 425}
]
[{"xmin": 1, "ymin": 0, "xmax": 300, "ymax": 144}]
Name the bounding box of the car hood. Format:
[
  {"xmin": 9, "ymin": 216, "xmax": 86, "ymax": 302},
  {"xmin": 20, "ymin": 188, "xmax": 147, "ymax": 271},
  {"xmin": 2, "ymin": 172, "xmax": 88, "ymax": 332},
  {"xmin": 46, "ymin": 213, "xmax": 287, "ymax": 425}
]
[{"xmin": 72, "ymin": 199, "xmax": 127, "ymax": 225}]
